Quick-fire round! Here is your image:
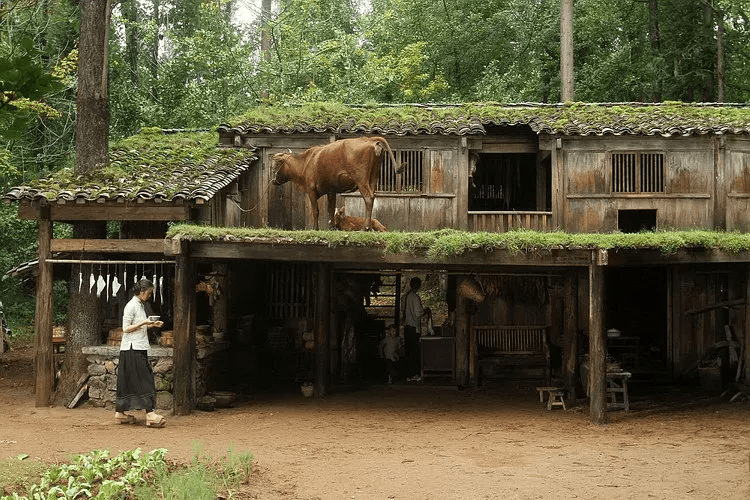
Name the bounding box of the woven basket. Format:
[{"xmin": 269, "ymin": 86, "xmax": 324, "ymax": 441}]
[
  {"xmin": 107, "ymin": 328, "xmax": 123, "ymax": 346},
  {"xmin": 457, "ymin": 278, "xmax": 485, "ymax": 303}
]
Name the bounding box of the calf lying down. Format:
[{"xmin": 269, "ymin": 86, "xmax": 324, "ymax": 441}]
[{"xmin": 333, "ymin": 207, "xmax": 387, "ymax": 232}]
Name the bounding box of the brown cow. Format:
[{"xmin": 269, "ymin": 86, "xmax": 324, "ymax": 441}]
[
  {"xmin": 270, "ymin": 136, "xmax": 404, "ymax": 230},
  {"xmin": 332, "ymin": 206, "xmax": 387, "ymax": 232}
]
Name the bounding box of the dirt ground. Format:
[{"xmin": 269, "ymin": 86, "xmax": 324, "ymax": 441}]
[{"xmin": 1, "ymin": 343, "xmax": 749, "ymax": 500}]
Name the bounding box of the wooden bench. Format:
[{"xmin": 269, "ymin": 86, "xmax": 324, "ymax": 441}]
[{"xmin": 474, "ymin": 325, "xmax": 551, "ymax": 384}]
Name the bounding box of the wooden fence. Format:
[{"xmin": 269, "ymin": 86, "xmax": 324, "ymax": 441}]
[{"xmin": 468, "ymin": 211, "xmax": 553, "ymax": 232}]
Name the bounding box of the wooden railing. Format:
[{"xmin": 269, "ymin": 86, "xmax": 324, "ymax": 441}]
[
  {"xmin": 473, "ymin": 325, "xmax": 551, "ymax": 384},
  {"xmin": 468, "ymin": 211, "xmax": 553, "ymax": 232},
  {"xmin": 474, "ymin": 325, "xmax": 549, "ymax": 355}
]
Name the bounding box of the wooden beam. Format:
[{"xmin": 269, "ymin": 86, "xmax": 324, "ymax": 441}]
[
  {"xmin": 34, "ymin": 208, "xmax": 54, "ymax": 407},
  {"xmin": 173, "ymin": 241, "xmax": 196, "ymax": 415},
  {"xmin": 745, "ymin": 265, "xmax": 750, "ymax": 381},
  {"xmin": 455, "ymin": 280, "xmax": 470, "ymax": 387},
  {"xmin": 588, "ymin": 258, "xmax": 606, "ymax": 424},
  {"xmin": 51, "ymin": 238, "xmax": 165, "ymax": 254},
  {"xmin": 314, "ymin": 263, "xmax": 331, "ymax": 397},
  {"xmin": 170, "ymin": 240, "xmax": 598, "ymax": 267},
  {"xmin": 479, "ymin": 143, "xmax": 537, "ymax": 154},
  {"xmin": 17, "ymin": 201, "xmax": 189, "ymax": 221},
  {"xmin": 684, "ymin": 298, "xmax": 745, "ymax": 315},
  {"xmin": 211, "ymin": 263, "xmax": 228, "ymax": 337},
  {"xmin": 563, "ymin": 272, "xmax": 578, "ymax": 401}
]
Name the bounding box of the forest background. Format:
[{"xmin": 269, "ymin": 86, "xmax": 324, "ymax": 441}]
[{"xmin": 1, "ymin": 0, "xmax": 750, "ymax": 336}]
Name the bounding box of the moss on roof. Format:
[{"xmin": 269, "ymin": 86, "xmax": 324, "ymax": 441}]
[
  {"xmin": 222, "ymin": 101, "xmax": 750, "ymax": 136},
  {"xmin": 167, "ymin": 225, "xmax": 750, "ymax": 260},
  {"xmin": 5, "ymin": 129, "xmax": 256, "ymax": 203}
]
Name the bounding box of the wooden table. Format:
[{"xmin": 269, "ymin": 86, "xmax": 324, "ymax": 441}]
[
  {"xmin": 420, "ymin": 336, "xmax": 455, "ymax": 380},
  {"xmin": 606, "ymin": 371, "xmax": 631, "ymax": 411}
]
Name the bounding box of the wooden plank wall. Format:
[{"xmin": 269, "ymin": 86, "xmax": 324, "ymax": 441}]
[
  {"xmin": 726, "ymin": 137, "xmax": 750, "ymax": 232},
  {"xmin": 562, "ymin": 136, "xmax": 716, "ymax": 232}
]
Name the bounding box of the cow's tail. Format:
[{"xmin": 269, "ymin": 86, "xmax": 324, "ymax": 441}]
[{"xmin": 380, "ymin": 138, "xmax": 406, "ymax": 174}]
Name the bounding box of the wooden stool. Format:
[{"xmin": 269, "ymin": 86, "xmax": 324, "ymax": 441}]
[
  {"xmin": 536, "ymin": 386, "xmax": 559, "ymax": 403},
  {"xmin": 547, "ymin": 390, "xmax": 567, "ymax": 411}
]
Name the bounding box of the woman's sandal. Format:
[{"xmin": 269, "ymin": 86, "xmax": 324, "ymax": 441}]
[
  {"xmin": 114, "ymin": 412, "xmax": 136, "ymax": 425},
  {"xmin": 146, "ymin": 413, "xmax": 166, "ymax": 428}
]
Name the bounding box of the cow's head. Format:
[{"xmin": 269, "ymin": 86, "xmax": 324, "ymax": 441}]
[{"xmin": 270, "ymin": 153, "xmax": 291, "ymax": 185}]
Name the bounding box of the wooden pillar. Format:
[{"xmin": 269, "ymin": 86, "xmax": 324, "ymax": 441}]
[
  {"xmin": 744, "ymin": 264, "xmax": 750, "ymax": 381},
  {"xmin": 173, "ymin": 242, "xmax": 196, "ymax": 415},
  {"xmin": 589, "ymin": 251, "xmax": 607, "ymax": 424},
  {"xmin": 314, "ymin": 263, "xmax": 331, "ymax": 397},
  {"xmin": 34, "ymin": 207, "xmax": 54, "ymax": 407},
  {"xmin": 395, "ymin": 274, "xmax": 402, "ymax": 330},
  {"xmin": 211, "ymin": 263, "xmax": 228, "ymax": 336},
  {"xmin": 455, "ymin": 276, "xmax": 470, "ymax": 386},
  {"xmin": 563, "ymin": 271, "xmax": 578, "ymax": 402}
]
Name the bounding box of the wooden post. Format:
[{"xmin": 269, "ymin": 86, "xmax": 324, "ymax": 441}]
[
  {"xmin": 34, "ymin": 207, "xmax": 54, "ymax": 406},
  {"xmin": 455, "ymin": 276, "xmax": 470, "ymax": 386},
  {"xmin": 563, "ymin": 272, "xmax": 578, "ymax": 402},
  {"xmin": 744, "ymin": 264, "xmax": 750, "ymax": 381},
  {"xmin": 173, "ymin": 242, "xmax": 196, "ymax": 415},
  {"xmin": 211, "ymin": 263, "xmax": 228, "ymax": 337},
  {"xmin": 395, "ymin": 274, "xmax": 402, "ymax": 330},
  {"xmin": 314, "ymin": 263, "xmax": 331, "ymax": 397},
  {"xmin": 589, "ymin": 253, "xmax": 607, "ymax": 424},
  {"xmin": 560, "ymin": 0, "xmax": 575, "ymax": 102}
]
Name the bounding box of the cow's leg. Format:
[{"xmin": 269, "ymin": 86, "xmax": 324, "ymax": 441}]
[
  {"xmin": 327, "ymin": 193, "xmax": 337, "ymax": 229},
  {"xmin": 359, "ymin": 186, "xmax": 374, "ymax": 231},
  {"xmin": 308, "ymin": 191, "xmax": 320, "ymax": 230}
]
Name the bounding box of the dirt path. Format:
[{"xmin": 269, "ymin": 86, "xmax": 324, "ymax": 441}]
[{"xmin": 2, "ymin": 344, "xmax": 749, "ymax": 499}]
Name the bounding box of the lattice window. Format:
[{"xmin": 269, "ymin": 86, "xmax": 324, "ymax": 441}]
[
  {"xmin": 611, "ymin": 152, "xmax": 665, "ymax": 193},
  {"xmin": 378, "ymin": 149, "xmax": 424, "ymax": 193},
  {"xmin": 266, "ymin": 263, "xmax": 313, "ymax": 319}
]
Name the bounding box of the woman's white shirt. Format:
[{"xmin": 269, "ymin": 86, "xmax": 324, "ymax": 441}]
[{"xmin": 121, "ymin": 295, "xmax": 150, "ymax": 351}]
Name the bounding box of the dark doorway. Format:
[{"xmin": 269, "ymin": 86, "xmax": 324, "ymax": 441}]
[
  {"xmin": 618, "ymin": 209, "xmax": 657, "ymax": 233},
  {"xmin": 605, "ymin": 267, "xmax": 669, "ymax": 379},
  {"xmin": 469, "ymin": 153, "xmax": 538, "ymax": 211}
]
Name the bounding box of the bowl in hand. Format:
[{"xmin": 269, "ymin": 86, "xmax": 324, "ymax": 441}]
[{"xmin": 148, "ymin": 315, "xmax": 160, "ymax": 322}]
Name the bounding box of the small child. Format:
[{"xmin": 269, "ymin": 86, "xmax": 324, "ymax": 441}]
[{"xmin": 379, "ymin": 324, "xmax": 401, "ymax": 384}]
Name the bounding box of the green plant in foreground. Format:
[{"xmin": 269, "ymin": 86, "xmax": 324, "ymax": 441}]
[{"xmin": 1, "ymin": 446, "xmax": 254, "ymax": 500}]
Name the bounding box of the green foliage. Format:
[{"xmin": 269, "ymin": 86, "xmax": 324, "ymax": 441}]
[
  {"xmin": 168, "ymin": 224, "xmax": 750, "ymax": 260},
  {"xmin": 0, "ymin": 456, "xmax": 49, "ymax": 498},
  {"xmin": 0, "ymin": 446, "xmax": 254, "ymax": 500},
  {"xmin": 225, "ymin": 101, "xmax": 750, "ymax": 135}
]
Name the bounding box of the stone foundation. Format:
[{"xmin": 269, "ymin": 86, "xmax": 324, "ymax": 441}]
[{"xmin": 81, "ymin": 344, "xmax": 227, "ymax": 411}]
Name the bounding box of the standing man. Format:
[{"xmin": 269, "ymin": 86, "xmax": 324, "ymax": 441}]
[{"xmin": 403, "ymin": 277, "xmax": 427, "ymax": 382}]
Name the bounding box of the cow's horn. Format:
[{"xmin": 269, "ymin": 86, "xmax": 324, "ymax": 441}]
[{"xmin": 287, "ymin": 149, "xmax": 293, "ymax": 154}]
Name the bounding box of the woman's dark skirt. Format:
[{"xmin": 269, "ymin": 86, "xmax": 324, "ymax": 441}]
[{"xmin": 115, "ymin": 348, "xmax": 156, "ymax": 412}]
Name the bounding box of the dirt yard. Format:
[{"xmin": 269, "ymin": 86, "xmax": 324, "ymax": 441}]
[{"xmin": 1, "ymin": 343, "xmax": 749, "ymax": 499}]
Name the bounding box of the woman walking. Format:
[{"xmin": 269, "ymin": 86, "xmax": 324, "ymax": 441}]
[{"xmin": 114, "ymin": 278, "xmax": 166, "ymax": 427}]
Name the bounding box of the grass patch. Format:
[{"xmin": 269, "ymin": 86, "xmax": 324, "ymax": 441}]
[
  {"xmin": 167, "ymin": 225, "xmax": 750, "ymax": 259},
  {"xmin": 0, "ymin": 456, "xmax": 50, "ymax": 497}
]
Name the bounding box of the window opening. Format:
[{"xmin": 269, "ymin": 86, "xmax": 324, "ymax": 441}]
[
  {"xmin": 469, "ymin": 153, "xmax": 537, "ymax": 211},
  {"xmin": 618, "ymin": 209, "xmax": 657, "ymax": 233},
  {"xmin": 266, "ymin": 263, "xmax": 313, "ymax": 319},
  {"xmin": 379, "ymin": 149, "xmax": 424, "ymax": 193}
]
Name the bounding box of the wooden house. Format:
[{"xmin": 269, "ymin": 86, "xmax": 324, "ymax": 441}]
[{"xmin": 4, "ymin": 103, "xmax": 750, "ymax": 423}]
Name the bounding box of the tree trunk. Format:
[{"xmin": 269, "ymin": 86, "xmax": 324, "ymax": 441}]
[
  {"xmin": 716, "ymin": 8, "xmax": 724, "ymax": 103},
  {"xmin": 122, "ymin": 0, "xmax": 139, "ymax": 87},
  {"xmin": 648, "ymin": 0, "xmax": 661, "ymax": 101},
  {"xmin": 260, "ymin": 0, "xmax": 272, "ymax": 98},
  {"xmin": 54, "ymin": 0, "xmax": 111, "ymax": 406},
  {"xmin": 150, "ymin": 0, "xmax": 160, "ymax": 100},
  {"xmin": 560, "ymin": 0, "xmax": 574, "ymax": 102},
  {"xmin": 75, "ymin": 0, "xmax": 110, "ymax": 176}
]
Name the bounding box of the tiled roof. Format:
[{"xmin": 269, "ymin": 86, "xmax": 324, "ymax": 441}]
[
  {"xmin": 219, "ymin": 102, "xmax": 750, "ymax": 138},
  {"xmin": 3, "ymin": 130, "xmax": 257, "ymax": 205}
]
